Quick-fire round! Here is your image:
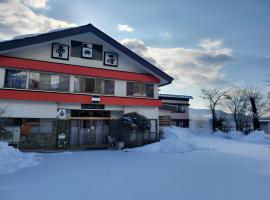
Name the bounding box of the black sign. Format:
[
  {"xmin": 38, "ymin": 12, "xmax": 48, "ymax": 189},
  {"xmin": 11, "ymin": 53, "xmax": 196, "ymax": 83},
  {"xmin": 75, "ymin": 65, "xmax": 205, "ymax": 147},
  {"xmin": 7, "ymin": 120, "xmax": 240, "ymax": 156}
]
[
  {"xmin": 104, "ymin": 52, "xmax": 118, "ymax": 67},
  {"xmin": 81, "ymin": 104, "xmax": 105, "ymax": 110},
  {"xmin": 51, "ymin": 43, "xmax": 69, "ymax": 60}
]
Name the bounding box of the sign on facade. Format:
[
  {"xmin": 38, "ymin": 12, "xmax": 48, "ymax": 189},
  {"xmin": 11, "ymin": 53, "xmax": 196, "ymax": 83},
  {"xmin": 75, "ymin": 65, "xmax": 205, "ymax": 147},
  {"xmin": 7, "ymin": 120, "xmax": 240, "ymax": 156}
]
[
  {"xmin": 104, "ymin": 52, "xmax": 118, "ymax": 67},
  {"xmin": 52, "ymin": 43, "xmax": 69, "ymax": 60},
  {"xmin": 81, "ymin": 43, "xmax": 93, "ymax": 59},
  {"xmin": 57, "ymin": 108, "xmax": 67, "ymax": 120}
]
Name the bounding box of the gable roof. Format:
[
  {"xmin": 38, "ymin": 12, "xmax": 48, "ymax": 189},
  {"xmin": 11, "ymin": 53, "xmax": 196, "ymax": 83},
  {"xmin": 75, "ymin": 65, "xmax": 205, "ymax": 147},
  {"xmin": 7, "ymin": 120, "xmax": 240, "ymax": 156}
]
[{"xmin": 0, "ymin": 24, "xmax": 173, "ymax": 86}]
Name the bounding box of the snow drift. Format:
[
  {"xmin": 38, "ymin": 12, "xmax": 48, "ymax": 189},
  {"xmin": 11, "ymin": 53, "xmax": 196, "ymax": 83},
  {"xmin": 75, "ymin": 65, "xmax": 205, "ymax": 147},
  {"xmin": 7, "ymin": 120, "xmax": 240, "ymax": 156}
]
[
  {"xmin": 214, "ymin": 130, "xmax": 270, "ymax": 144},
  {"xmin": 0, "ymin": 141, "xmax": 42, "ymax": 174},
  {"xmin": 126, "ymin": 127, "xmax": 204, "ymax": 153}
]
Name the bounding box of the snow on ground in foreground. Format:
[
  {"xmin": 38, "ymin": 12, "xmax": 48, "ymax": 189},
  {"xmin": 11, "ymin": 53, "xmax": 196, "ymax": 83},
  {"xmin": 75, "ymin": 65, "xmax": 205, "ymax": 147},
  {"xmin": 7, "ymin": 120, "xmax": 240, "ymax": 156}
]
[
  {"xmin": 214, "ymin": 130, "xmax": 270, "ymax": 144},
  {"xmin": 126, "ymin": 126, "xmax": 205, "ymax": 153},
  {"xmin": 1, "ymin": 128, "xmax": 270, "ymax": 200},
  {"xmin": 0, "ymin": 141, "xmax": 42, "ymax": 174}
]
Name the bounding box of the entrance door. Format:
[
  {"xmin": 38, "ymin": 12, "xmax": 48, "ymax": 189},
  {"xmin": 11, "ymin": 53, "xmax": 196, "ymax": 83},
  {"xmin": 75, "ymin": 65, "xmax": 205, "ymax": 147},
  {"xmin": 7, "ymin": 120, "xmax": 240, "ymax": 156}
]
[
  {"xmin": 70, "ymin": 119, "xmax": 108, "ymax": 147},
  {"xmin": 79, "ymin": 120, "xmax": 96, "ymax": 145}
]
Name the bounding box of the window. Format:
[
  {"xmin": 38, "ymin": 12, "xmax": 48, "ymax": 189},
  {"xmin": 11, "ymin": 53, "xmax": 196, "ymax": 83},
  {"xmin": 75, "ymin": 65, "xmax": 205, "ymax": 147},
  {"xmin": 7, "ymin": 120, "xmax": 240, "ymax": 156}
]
[
  {"xmin": 23, "ymin": 118, "xmax": 54, "ymax": 134},
  {"xmin": 146, "ymin": 84, "xmax": 154, "ymax": 98},
  {"xmin": 104, "ymin": 80, "xmax": 114, "ymax": 95},
  {"xmin": 126, "ymin": 82, "xmax": 154, "ymax": 98},
  {"xmin": 127, "ymin": 82, "xmax": 134, "ymax": 96},
  {"xmin": 75, "ymin": 76, "xmax": 114, "ymax": 95},
  {"xmin": 85, "ymin": 78, "xmax": 95, "ymax": 93},
  {"xmin": 29, "ymin": 72, "xmax": 70, "ymax": 92},
  {"xmin": 4, "ymin": 69, "xmax": 27, "ymax": 89},
  {"xmin": 178, "ymin": 105, "xmax": 187, "ymax": 113},
  {"xmin": 71, "ymin": 40, "xmax": 103, "ymax": 60},
  {"xmin": 59, "ymin": 75, "xmax": 70, "ymax": 91}
]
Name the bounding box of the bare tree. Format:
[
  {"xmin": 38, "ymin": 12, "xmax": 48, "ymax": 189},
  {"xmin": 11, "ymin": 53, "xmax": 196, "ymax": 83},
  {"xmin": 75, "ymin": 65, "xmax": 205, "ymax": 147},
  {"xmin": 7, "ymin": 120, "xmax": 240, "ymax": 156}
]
[
  {"xmin": 201, "ymin": 88, "xmax": 230, "ymax": 132},
  {"xmin": 225, "ymin": 89, "xmax": 249, "ymax": 131},
  {"xmin": 246, "ymin": 87, "xmax": 269, "ymax": 117}
]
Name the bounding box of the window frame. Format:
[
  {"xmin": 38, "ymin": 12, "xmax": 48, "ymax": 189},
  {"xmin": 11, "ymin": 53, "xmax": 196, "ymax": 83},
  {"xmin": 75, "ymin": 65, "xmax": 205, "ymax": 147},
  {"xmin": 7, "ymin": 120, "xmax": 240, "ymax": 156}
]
[
  {"xmin": 126, "ymin": 81, "xmax": 155, "ymax": 98},
  {"xmin": 74, "ymin": 75, "xmax": 115, "ymax": 95},
  {"xmin": 4, "ymin": 68, "xmax": 27, "ymax": 89}
]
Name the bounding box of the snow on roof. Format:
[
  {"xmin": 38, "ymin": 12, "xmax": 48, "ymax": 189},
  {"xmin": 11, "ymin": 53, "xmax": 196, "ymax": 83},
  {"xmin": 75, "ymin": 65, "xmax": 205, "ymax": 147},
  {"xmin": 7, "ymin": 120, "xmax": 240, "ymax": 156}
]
[{"xmin": 159, "ymin": 94, "xmax": 193, "ymax": 99}]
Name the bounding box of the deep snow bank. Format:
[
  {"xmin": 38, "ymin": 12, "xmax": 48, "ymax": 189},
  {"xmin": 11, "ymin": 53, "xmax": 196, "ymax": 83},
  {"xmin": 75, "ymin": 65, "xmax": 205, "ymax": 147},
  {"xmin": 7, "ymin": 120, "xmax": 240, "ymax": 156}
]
[
  {"xmin": 214, "ymin": 130, "xmax": 270, "ymax": 144},
  {"xmin": 126, "ymin": 127, "xmax": 203, "ymax": 153},
  {"xmin": 0, "ymin": 141, "xmax": 42, "ymax": 174}
]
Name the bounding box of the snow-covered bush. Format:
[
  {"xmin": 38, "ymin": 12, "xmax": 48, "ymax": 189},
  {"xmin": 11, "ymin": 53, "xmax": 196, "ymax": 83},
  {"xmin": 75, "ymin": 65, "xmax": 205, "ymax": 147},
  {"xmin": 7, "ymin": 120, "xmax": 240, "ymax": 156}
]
[{"xmin": 0, "ymin": 141, "xmax": 42, "ymax": 174}]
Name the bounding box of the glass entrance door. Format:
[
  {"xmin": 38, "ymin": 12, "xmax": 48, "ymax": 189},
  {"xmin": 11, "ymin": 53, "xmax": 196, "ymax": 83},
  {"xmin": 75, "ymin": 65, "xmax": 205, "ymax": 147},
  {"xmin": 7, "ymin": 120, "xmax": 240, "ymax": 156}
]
[
  {"xmin": 70, "ymin": 119, "xmax": 109, "ymax": 147},
  {"xmin": 79, "ymin": 120, "xmax": 96, "ymax": 145}
]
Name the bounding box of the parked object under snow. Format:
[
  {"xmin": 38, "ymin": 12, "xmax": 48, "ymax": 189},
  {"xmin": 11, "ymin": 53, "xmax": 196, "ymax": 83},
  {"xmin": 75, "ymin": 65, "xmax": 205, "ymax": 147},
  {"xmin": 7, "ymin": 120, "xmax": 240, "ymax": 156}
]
[{"xmin": 0, "ymin": 141, "xmax": 42, "ymax": 174}]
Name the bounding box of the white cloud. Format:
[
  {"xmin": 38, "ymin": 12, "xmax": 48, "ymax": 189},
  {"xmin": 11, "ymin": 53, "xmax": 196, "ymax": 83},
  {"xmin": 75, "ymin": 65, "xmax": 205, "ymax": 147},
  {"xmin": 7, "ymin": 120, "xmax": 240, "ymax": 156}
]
[
  {"xmin": 121, "ymin": 38, "xmax": 233, "ymax": 89},
  {"xmin": 117, "ymin": 24, "xmax": 134, "ymax": 32},
  {"xmin": 22, "ymin": 0, "xmax": 48, "ymax": 9},
  {"xmin": 0, "ymin": 0, "xmax": 76, "ymax": 40}
]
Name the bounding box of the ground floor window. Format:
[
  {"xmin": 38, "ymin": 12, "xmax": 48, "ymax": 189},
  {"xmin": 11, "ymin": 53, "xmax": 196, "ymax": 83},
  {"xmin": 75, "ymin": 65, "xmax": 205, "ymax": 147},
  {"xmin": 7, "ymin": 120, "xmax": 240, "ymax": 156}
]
[{"xmin": 21, "ymin": 118, "xmax": 54, "ymax": 134}]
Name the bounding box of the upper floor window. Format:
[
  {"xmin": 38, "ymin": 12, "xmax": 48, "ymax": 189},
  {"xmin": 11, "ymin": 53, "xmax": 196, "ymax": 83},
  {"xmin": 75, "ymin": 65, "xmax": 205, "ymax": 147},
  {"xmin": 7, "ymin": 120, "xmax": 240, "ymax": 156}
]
[
  {"xmin": 74, "ymin": 76, "xmax": 114, "ymax": 95},
  {"xmin": 127, "ymin": 82, "xmax": 154, "ymax": 98},
  {"xmin": 4, "ymin": 69, "xmax": 27, "ymax": 89},
  {"xmin": 29, "ymin": 72, "xmax": 70, "ymax": 92},
  {"xmin": 71, "ymin": 40, "xmax": 103, "ymax": 61}
]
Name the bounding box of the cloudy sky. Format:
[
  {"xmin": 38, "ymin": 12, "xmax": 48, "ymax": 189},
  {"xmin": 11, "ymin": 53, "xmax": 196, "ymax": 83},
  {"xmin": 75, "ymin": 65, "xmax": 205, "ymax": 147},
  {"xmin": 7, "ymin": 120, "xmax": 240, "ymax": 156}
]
[{"xmin": 0, "ymin": 0, "xmax": 269, "ymax": 108}]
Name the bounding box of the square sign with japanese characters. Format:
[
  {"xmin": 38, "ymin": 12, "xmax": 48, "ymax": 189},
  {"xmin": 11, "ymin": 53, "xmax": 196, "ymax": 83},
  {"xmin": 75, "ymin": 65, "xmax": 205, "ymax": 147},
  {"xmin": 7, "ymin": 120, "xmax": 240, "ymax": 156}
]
[
  {"xmin": 104, "ymin": 52, "xmax": 118, "ymax": 67},
  {"xmin": 52, "ymin": 43, "xmax": 69, "ymax": 60},
  {"xmin": 82, "ymin": 47, "xmax": 93, "ymax": 58}
]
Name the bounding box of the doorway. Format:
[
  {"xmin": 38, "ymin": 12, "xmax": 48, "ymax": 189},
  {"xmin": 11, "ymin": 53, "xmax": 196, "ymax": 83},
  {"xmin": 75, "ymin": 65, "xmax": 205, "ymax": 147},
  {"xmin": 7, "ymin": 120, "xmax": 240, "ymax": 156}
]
[{"xmin": 70, "ymin": 119, "xmax": 108, "ymax": 147}]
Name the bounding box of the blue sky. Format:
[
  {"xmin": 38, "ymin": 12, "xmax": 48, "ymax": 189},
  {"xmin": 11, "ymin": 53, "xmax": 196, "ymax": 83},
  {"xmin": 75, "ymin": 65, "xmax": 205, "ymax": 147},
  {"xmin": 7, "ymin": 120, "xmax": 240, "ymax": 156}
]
[{"xmin": 0, "ymin": 0, "xmax": 269, "ymax": 108}]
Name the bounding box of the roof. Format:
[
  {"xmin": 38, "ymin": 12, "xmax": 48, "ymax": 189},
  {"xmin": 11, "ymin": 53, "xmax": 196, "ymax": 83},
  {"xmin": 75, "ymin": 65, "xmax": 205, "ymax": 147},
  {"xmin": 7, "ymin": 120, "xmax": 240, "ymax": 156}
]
[
  {"xmin": 0, "ymin": 24, "xmax": 173, "ymax": 86},
  {"xmin": 159, "ymin": 94, "xmax": 193, "ymax": 100}
]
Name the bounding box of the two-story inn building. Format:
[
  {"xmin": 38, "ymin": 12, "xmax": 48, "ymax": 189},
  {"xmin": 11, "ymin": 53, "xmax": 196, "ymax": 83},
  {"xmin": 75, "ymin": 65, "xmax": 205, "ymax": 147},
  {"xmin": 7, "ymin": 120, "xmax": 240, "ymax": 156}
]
[{"xmin": 0, "ymin": 24, "xmax": 173, "ymax": 150}]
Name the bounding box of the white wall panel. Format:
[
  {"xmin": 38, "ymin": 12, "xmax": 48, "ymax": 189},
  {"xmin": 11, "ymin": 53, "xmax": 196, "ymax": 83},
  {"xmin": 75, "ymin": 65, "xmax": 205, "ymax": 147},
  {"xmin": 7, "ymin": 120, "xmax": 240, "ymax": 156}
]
[
  {"xmin": 0, "ymin": 68, "xmax": 5, "ymax": 88},
  {"xmin": 0, "ymin": 100, "xmax": 57, "ymax": 118}
]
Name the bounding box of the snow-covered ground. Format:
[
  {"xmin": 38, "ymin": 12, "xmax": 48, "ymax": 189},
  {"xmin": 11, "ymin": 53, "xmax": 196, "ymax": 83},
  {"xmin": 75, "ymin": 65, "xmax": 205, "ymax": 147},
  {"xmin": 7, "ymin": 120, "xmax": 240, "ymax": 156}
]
[
  {"xmin": 1, "ymin": 127, "xmax": 270, "ymax": 200},
  {"xmin": 0, "ymin": 141, "xmax": 42, "ymax": 174}
]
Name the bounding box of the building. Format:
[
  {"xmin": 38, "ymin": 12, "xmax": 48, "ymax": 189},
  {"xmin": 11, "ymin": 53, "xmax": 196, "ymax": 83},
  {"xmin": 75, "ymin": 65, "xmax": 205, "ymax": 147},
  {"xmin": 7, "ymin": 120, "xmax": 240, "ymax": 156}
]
[
  {"xmin": 260, "ymin": 117, "xmax": 270, "ymax": 134},
  {"xmin": 0, "ymin": 24, "xmax": 173, "ymax": 150},
  {"xmin": 159, "ymin": 94, "xmax": 192, "ymax": 127}
]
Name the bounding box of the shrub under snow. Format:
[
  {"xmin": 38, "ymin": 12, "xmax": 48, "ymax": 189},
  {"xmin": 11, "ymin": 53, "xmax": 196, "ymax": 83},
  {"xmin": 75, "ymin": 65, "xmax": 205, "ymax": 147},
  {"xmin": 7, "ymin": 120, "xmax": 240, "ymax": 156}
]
[
  {"xmin": 0, "ymin": 141, "xmax": 42, "ymax": 174},
  {"xmin": 125, "ymin": 126, "xmax": 204, "ymax": 153}
]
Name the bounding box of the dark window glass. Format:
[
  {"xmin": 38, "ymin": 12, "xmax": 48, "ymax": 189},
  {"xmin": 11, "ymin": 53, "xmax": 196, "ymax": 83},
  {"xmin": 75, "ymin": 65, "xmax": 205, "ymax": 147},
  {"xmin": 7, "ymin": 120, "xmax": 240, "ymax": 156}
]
[
  {"xmin": 104, "ymin": 80, "xmax": 114, "ymax": 94},
  {"xmin": 146, "ymin": 84, "xmax": 154, "ymax": 98},
  {"xmin": 5, "ymin": 69, "xmax": 27, "ymax": 89},
  {"xmin": 127, "ymin": 82, "xmax": 134, "ymax": 96},
  {"xmin": 133, "ymin": 82, "xmax": 140, "ymax": 96},
  {"xmin": 59, "ymin": 75, "xmax": 70, "ymax": 92},
  {"xmin": 85, "ymin": 78, "xmax": 95, "ymax": 93},
  {"xmin": 95, "ymin": 79, "xmax": 104, "ymax": 94},
  {"xmin": 140, "ymin": 83, "xmax": 146, "ymax": 96},
  {"xmin": 71, "ymin": 40, "xmax": 82, "ymax": 57},
  {"xmin": 92, "ymin": 44, "xmax": 103, "ymax": 60}
]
